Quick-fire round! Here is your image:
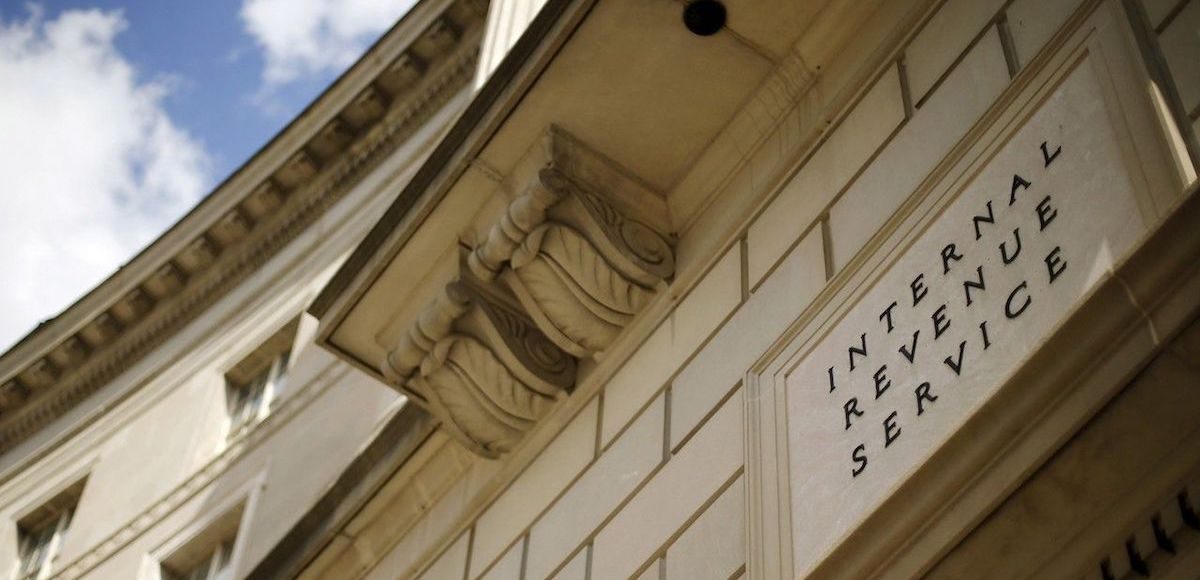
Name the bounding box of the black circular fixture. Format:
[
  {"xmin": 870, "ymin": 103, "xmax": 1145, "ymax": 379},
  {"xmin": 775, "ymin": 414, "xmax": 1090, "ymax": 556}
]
[{"xmin": 683, "ymin": 0, "xmax": 726, "ymax": 37}]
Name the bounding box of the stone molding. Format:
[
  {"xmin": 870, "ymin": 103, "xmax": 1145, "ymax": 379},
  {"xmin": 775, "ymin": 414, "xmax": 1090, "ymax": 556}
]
[
  {"xmin": 468, "ymin": 167, "xmax": 674, "ymax": 357},
  {"xmin": 0, "ymin": 0, "xmax": 487, "ymax": 458},
  {"xmin": 381, "ymin": 128, "xmax": 674, "ymax": 456}
]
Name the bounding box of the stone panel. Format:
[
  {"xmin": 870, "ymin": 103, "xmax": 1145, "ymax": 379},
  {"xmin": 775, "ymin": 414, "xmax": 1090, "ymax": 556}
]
[
  {"xmin": 470, "ymin": 398, "xmax": 598, "ymax": 576},
  {"xmin": 592, "ymin": 389, "xmax": 744, "ymax": 580},
  {"xmin": 478, "ymin": 536, "xmax": 524, "ymax": 580},
  {"xmin": 671, "ymin": 229, "xmax": 824, "ymax": 447},
  {"xmin": 905, "ymin": 0, "xmax": 1005, "ymax": 103},
  {"xmin": 549, "ymin": 548, "xmax": 588, "ymax": 580},
  {"xmin": 419, "ymin": 531, "xmax": 470, "ymax": 580},
  {"xmin": 600, "ymin": 247, "xmax": 741, "ymax": 445},
  {"xmin": 664, "ymin": 474, "xmax": 746, "ymax": 580},
  {"xmin": 1159, "ymin": 0, "xmax": 1200, "ymax": 114},
  {"xmin": 525, "ymin": 395, "xmax": 665, "ymax": 579},
  {"xmin": 788, "ymin": 59, "xmax": 1149, "ymax": 576},
  {"xmin": 1007, "ymin": 0, "xmax": 1086, "ymax": 68},
  {"xmin": 747, "ymin": 66, "xmax": 904, "ymax": 288},
  {"xmin": 829, "ymin": 28, "xmax": 1010, "ymax": 270}
]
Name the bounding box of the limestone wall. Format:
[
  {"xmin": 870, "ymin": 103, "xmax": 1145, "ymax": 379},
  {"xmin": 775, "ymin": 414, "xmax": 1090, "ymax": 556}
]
[{"xmin": 355, "ymin": 0, "xmax": 1198, "ymax": 578}]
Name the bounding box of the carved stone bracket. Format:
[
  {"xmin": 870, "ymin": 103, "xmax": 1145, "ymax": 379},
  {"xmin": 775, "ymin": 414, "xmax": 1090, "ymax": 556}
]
[
  {"xmin": 468, "ymin": 166, "xmax": 675, "ymax": 358},
  {"xmin": 382, "ymin": 279, "xmax": 575, "ymax": 457}
]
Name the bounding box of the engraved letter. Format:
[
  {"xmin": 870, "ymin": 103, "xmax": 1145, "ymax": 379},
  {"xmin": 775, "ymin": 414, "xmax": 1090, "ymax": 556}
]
[
  {"xmin": 941, "ymin": 242, "xmax": 964, "ymax": 275},
  {"xmin": 915, "ymin": 382, "xmax": 937, "ymax": 416},
  {"xmin": 899, "ymin": 330, "xmax": 920, "ymax": 363},
  {"xmin": 911, "ymin": 273, "xmax": 928, "ymax": 307},
  {"xmin": 879, "ymin": 300, "xmax": 899, "ymax": 333},
  {"xmin": 851, "ymin": 444, "xmax": 868, "ymax": 477},
  {"xmin": 1045, "ymin": 246, "xmax": 1067, "ymax": 284},
  {"xmin": 944, "ymin": 340, "xmax": 968, "ymax": 375},
  {"xmin": 844, "ymin": 398, "xmax": 864, "ymax": 430},
  {"xmin": 874, "ymin": 365, "xmax": 892, "ymax": 399},
  {"xmin": 1009, "ymin": 174, "xmax": 1031, "ymax": 206},
  {"xmin": 932, "ymin": 304, "xmax": 951, "ymax": 339},
  {"xmin": 963, "ymin": 265, "xmax": 986, "ymax": 307},
  {"xmin": 1005, "ymin": 281, "xmax": 1031, "ymax": 319},
  {"xmin": 1036, "ymin": 195, "xmax": 1058, "ymax": 231},
  {"xmin": 1000, "ymin": 228, "xmax": 1022, "ymax": 265},
  {"xmin": 883, "ymin": 411, "xmax": 902, "ymax": 448},
  {"xmin": 1041, "ymin": 140, "xmax": 1061, "ymax": 167},
  {"xmin": 973, "ymin": 200, "xmax": 995, "ymax": 240},
  {"xmin": 848, "ymin": 333, "xmax": 868, "ymax": 371}
]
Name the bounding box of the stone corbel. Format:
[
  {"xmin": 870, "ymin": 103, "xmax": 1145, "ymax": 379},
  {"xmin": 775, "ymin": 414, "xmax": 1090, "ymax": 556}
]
[
  {"xmin": 381, "ymin": 278, "xmax": 575, "ymax": 457},
  {"xmin": 467, "ymin": 129, "xmax": 675, "ymax": 359}
]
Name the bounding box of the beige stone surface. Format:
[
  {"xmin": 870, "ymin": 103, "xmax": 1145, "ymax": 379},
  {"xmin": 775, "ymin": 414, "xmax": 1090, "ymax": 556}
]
[
  {"xmin": 905, "ymin": 0, "xmax": 1006, "ymax": 103},
  {"xmin": 365, "ymin": 458, "xmax": 501, "ymax": 580},
  {"xmin": 600, "ymin": 246, "xmax": 741, "ymax": 446},
  {"xmin": 829, "ymin": 27, "xmax": 1010, "ymax": 270},
  {"xmin": 634, "ymin": 559, "xmax": 661, "ymax": 580},
  {"xmin": 477, "ymin": 536, "xmax": 524, "ymax": 580},
  {"xmin": 671, "ymin": 229, "xmax": 824, "ymax": 447},
  {"xmin": 1007, "ymin": 0, "xmax": 1086, "ymax": 68},
  {"xmin": 1159, "ymin": 0, "xmax": 1200, "ymax": 114},
  {"xmin": 469, "ymin": 398, "xmax": 597, "ymax": 576},
  {"xmin": 665, "ymin": 474, "xmax": 746, "ymax": 580},
  {"xmin": 525, "ymin": 394, "xmax": 665, "ymax": 579},
  {"xmin": 548, "ymin": 547, "xmax": 588, "ymax": 580},
  {"xmin": 418, "ymin": 531, "xmax": 470, "ymax": 580},
  {"xmin": 591, "ymin": 389, "xmax": 744, "ymax": 580},
  {"xmin": 747, "ymin": 66, "xmax": 904, "ymax": 288},
  {"xmin": 788, "ymin": 60, "xmax": 1149, "ymax": 576}
]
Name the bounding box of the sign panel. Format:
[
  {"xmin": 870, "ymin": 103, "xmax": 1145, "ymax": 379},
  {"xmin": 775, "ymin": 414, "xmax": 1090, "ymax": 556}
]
[{"xmin": 786, "ymin": 62, "xmax": 1149, "ymax": 573}]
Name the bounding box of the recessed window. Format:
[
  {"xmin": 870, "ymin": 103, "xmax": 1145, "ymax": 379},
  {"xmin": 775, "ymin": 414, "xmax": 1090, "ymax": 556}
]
[
  {"xmin": 224, "ymin": 319, "xmax": 297, "ymax": 442},
  {"xmin": 164, "ymin": 539, "xmax": 233, "ymax": 580},
  {"xmin": 16, "ymin": 478, "xmax": 86, "ymax": 580},
  {"xmin": 158, "ymin": 503, "xmax": 242, "ymax": 580}
]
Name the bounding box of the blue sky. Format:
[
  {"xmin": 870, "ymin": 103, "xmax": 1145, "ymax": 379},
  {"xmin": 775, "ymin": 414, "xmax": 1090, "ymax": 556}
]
[{"xmin": 0, "ymin": 0, "xmax": 417, "ymax": 349}]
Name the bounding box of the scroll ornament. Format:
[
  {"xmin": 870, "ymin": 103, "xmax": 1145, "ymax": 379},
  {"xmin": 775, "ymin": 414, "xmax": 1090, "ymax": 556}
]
[
  {"xmin": 467, "ymin": 168, "xmax": 675, "ymax": 358},
  {"xmin": 381, "ymin": 281, "xmax": 575, "ymax": 457}
]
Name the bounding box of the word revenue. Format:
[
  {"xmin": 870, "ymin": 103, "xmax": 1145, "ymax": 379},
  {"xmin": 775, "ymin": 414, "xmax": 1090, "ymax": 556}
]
[{"xmin": 824, "ymin": 139, "xmax": 1067, "ymax": 479}]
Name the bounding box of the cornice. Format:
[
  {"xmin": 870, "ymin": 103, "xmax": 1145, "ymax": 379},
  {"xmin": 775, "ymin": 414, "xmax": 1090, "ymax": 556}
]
[{"xmin": 0, "ymin": 0, "xmax": 488, "ymax": 457}]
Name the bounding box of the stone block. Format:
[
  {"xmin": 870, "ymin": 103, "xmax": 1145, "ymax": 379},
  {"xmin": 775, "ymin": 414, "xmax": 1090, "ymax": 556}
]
[
  {"xmin": 477, "ymin": 536, "xmax": 523, "ymax": 580},
  {"xmin": 469, "ymin": 398, "xmax": 598, "ymax": 576},
  {"xmin": 1007, "ymin": 0, "xmax": 1085, "ymax": 68},
  {"xmin": 591, "ymin": 389, "xmax": 744, "ymax": 580},
  {"xmin": 665, "ymin": 474, "xmax": 745, "ymax": 580},
  {"xmin": 418, "ymin": 531, "xmax": 469, "ymax": 580},
  {"xmin": 526, "ymin": 394, "xmax": 665, "ymax": 579},
  {"xmin": 748, "ymin": 66, "xmax": 904, "ymax": 288},
  {"xmin": 906, "ymin": 0, "xmax": 1006, "ymax": 103},
  {"xmin": 549, "ymin": 547, "xmax": 588, "ymax": 580},
  {"xmin": 672, "ymin": 230, "xmax": 824, "ymax": 448},
  {"xmin": 830, "ymin": 28, "xmax": 1010, "ymax": 270},
  {"xmin": 600, "ymin": 247, "xmax": 742, "ymax": 445}
]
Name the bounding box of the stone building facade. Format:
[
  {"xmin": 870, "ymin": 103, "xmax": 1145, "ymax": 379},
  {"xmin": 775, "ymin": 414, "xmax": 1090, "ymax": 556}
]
[{"xmin": 1, "ymin": 0, "xmax": 1198, "ymax": 579}]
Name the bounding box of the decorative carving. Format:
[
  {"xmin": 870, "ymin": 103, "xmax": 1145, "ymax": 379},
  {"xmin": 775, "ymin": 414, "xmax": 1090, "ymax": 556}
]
[
  {"xmin": 382, "ymin": 280, "xmax": 575, "ymax": 457},
  {"xmin": 468, "ymin": 167, "xmax": 674, "ymax": 358}
]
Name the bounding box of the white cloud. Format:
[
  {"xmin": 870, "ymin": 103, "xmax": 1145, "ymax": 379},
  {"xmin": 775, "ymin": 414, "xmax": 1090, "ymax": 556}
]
[
  {"xmin": 240, "ymin": 0, "xmax": 417, "ymax": 86},
  {"xmin": 0, "ymin": 6, "xmax": 212, "ymax": 350}
]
